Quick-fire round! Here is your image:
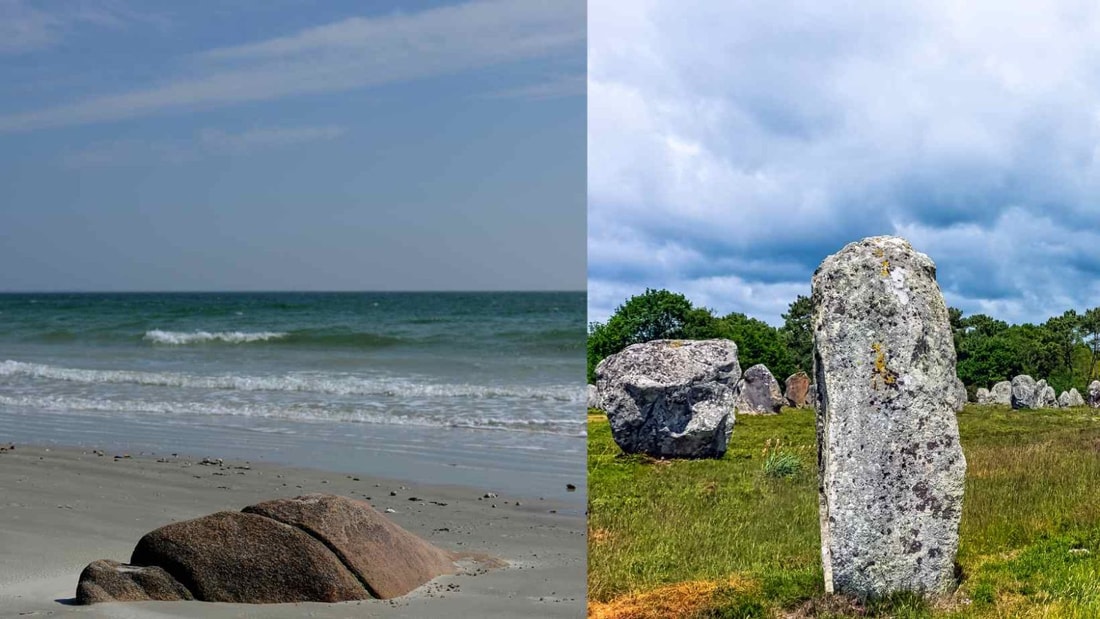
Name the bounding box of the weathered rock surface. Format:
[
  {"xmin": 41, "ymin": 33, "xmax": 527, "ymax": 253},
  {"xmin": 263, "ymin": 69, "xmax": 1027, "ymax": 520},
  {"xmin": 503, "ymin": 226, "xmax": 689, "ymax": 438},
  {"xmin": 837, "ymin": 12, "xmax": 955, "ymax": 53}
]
[
  {"xmin": 812, "ymin": 236, "xmax": 965, "ymax": 597},
  {"xmin": 76, "ymin": 560, "xmax": 193, "ymax": 604},
  {"xmin": 735, "ymin": 364, "xmax": 785, "ymax": 415},
  {"xmin": 1089, "ymin": 381, "xmax": 1100, "ymax": 407},
  {"xmin": 785, "ymin": 371, "xmax": 811, "ymax": 407},
  {"xmin": 1059, "ymin": 388, "xmax": 1085, "ymax": 408},
  {"xmin": 1036, "ymin": 380, "xmax": 1058, "ymax": 408},
  {"xmin": 130, "ymin": 511, "xmax": 371, "ymax": 603},
  {"xmin": 243, "ymin": 494, "xmax": 455, "ymax": 599},
  {"xmin": 990, "ymin": 381, "xmax": 1012, "ymax": 406},
  {"xmin": 1011, "ymin": 375, "xmax": 1038, "ymax": 410},
  {"xmin": 587, "ymin": 384, "xmax": 602, "ymax": 410},
  {"xmin": 975, "ymin": 388, "xmax": 991, "ymax": 404},
  {"xmin": 595, "ymin": 339, "xmax": 740, "ymax": 458},
  {"xmin": 952, "ymin": 377, "xmax": 967, "ymax": 412}
]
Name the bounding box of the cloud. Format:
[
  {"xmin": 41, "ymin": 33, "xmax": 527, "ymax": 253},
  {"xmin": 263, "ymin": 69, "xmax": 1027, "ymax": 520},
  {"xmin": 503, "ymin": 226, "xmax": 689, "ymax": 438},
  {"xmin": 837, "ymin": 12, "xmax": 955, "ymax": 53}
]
[
  {"xmin": 0, "ymin": 0, "xmax": 583, "ymax": 133},
  {"xmin": 0, "ymin": 0, "xmax": 154, "ymax": 54},
  {"xmin": 588, "ymin": 0, "xmax": 1100, "ymax": 325},
  {"xmin": 61, "ymin": 125, "xmax": 348, "ymax": 166},
  {"xmin": 480, "ymin": 74, "xmax": 585, "ymax": 100}
]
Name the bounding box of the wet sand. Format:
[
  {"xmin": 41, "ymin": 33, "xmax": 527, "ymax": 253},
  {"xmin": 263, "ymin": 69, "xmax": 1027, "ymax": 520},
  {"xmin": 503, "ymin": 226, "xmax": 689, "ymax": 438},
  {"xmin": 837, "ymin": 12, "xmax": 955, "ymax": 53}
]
[{"xmin": 0, "ymin": 444, "xmax": 584, "ymax": 618}]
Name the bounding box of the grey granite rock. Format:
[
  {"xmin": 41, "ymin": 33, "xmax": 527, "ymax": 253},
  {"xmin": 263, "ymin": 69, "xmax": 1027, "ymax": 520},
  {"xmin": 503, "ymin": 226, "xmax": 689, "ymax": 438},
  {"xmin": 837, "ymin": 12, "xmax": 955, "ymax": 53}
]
[
  {"xmin": 990, "ymin": 381, "xmax": 1012, "ymax": 406},
  {"xmin": 1089, "ymin": 381, "xmax": 1100, "ymax": 407},
  {"xmin": 975, "ymin": 388, "xmax": 991, "ymax": 405},
  {"xmin": 587, "ymin": 384, "xmax": 602, "ymax": 410},
  {"xmin": 1036, "ymin": 380, "xmax": 1058, "ymax": 408},
  {"xmin": 1011, "ymin": 375, "xmax": 1038, "ymax": 409},
  {"xmin": 952, "ymin": 377, "xmax": 967, "ymax": 413},
  {"xmin": 1058, "ymin": 388, "xmax": 1085, "ymax": 408},
  {"xmin": 594, "ymin": 339, "xmax": 740, "ymax": 458},
  {"xmin": 735, "ymin": 364, "xmax": 785, "ymax": 415},
  {"xmin": 812, "ymin": 236, "xmax": 965, "ymax": 597}
]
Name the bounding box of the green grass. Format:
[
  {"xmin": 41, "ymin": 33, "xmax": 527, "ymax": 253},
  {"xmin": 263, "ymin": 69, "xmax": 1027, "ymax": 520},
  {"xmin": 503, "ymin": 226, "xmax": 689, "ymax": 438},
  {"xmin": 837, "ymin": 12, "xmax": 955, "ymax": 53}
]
[{"xmin": 588, "ymin": 405, "xmax": 1100, "ymax": 618}]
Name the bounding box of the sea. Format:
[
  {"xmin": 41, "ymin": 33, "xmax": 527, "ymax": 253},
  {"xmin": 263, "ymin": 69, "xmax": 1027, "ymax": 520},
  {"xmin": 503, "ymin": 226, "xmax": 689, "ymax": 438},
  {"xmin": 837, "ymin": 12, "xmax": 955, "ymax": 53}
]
[{"xmin": 0, "ymin": 292, "xmax": 586, "ymax": 502}]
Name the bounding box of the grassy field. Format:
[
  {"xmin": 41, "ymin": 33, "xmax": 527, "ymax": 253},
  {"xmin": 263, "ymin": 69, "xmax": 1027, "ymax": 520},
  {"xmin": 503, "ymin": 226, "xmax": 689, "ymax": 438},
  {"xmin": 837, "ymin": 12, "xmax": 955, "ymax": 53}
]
[{"xmin": 588, "ymin": 405, "xmax": 1100, "ymax": 618}]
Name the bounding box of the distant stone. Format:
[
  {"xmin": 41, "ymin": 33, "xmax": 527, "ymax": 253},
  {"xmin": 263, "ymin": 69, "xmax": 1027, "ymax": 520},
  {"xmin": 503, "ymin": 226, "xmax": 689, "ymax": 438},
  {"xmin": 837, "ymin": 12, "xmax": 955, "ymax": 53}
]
[
  {"xmin": 587, "ymin": 384, "xmax": 602, "ymax": 410},
  {"xmin": 735, "ymin": 364, "xmax": 785, "ymax": 415},
  {"xmin": 1011, "ymin": 375, "xmax": 1038, "ymax": 409},
  {"xmin": 1036, "ymin": 380, "xmax": 1058, "ymax": 408},
  {"xmin": 130, "ymin": 511, "xmax": 370, "ymax": 603},
  {"xmin": 952, "ymin": 377, "xmax": 967, "ymax": 412},
  {"xmin": 76, "ymin": 560, "xmax": 192, "ymax": 604},
  {"xmin": 812, "ymin": 236, "xmax": 965, "ymax": 597},
  {"xmin": 784, "ymin": 371, "xmax": 811, "ymax": 407},
  {"xmin": 243, "ymin": 494, "xmax": 455, "ymax": 599},
  {"xmin": 1089, "ymin": 381, "xmax": 1100, "ymax": 407},
  {"xmin": 975, "ymin": 388, "xmax": 991, "ymax": 405},
  {"xmin": 595, "ymin": 339, "xmax": 740, "ymax": 458},
  {"xmin": 1059, "ymin": 388, "xmax": 1085, "ymax": 408},
  {"xmin": 990, "ymin": 381, "xmax": 1012, "ymax": 406}
]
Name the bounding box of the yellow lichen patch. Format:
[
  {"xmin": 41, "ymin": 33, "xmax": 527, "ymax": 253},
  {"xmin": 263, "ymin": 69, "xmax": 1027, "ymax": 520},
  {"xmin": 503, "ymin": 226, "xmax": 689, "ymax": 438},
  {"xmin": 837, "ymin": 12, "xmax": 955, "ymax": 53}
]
[
  {"xmin": 669, "ymin": 340, "xmax": 684, "ymax": 348},
  {"xmin": 880, "ymin": 259, "xmax": 891, "ymax": 277},
  {"xmin": 870, "ymin": 343, "xmax": 897, "ymax": 390},
  {"xmin": 588, "ymin": 576, "xmax": 760, "ymax": 619}
]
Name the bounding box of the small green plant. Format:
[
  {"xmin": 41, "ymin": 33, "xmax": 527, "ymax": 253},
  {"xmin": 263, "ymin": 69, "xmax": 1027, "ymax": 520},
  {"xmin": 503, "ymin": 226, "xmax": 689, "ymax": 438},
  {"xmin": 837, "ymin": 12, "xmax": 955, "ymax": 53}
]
[{"xmin": 761, "ymin": 438, "xmax": 803, "ymax": 479}]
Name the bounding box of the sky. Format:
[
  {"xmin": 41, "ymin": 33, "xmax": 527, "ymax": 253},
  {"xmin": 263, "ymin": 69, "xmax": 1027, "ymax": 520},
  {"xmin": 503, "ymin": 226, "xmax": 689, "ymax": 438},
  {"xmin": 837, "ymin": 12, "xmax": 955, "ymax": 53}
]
[
  {"xmin": 589, "ymin": 0, "xmax": 1100, "ymax": 326},
  {"xmin": 0, "ymin": 0, "xmax": 584, "ymax": 292}
]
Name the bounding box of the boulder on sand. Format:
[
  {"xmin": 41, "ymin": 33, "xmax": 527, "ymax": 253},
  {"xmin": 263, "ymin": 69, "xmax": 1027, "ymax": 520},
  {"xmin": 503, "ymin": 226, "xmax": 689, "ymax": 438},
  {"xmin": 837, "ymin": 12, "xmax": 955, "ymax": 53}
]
[
  {"xmin": 1011, "ymin": 375, "xmax": 1038, "ymax": 410},
  {"xmin": 595, "ymin": 339, "xmax": 740, "ymax": 458},
  {"xmin": 784, "ymin": 371, "xmax": 811, "ymax": 407},
  {"xmin": 735, "ymin": 364, "xmax": 785, "ymax": 415},
  {"xmin": 243, "ymin": 494, "xmax": 455, "ymax": 600},
  {"xmin": 990, "ymin": 381, "xmax": 1012, "ymax": 406},
  {"xmin": 76, "ymin": 560, "xmax": 193, "ymax": 604},
  {"xmin": 80, "ymin": 494, "xmax": 457, "ymax": 604},
  {"xmin": 812, "ymin": 236, "xmax": 965, "ymax": 597}
]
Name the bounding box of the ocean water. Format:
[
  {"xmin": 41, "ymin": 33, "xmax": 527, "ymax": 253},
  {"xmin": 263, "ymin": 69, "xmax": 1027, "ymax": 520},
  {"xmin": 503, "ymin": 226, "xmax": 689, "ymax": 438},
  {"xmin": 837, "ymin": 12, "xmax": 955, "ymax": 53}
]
[{"xmin": 0, "ymin": 292, "xmax": 586, "ymax": 500}]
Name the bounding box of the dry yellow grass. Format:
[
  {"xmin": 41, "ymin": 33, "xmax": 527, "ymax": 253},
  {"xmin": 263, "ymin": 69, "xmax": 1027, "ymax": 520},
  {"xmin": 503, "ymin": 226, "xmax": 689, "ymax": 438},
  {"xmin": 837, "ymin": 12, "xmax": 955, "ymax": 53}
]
[{"xmin": 588, "ymin": 576, "xmax": 760, "ymax": 619}]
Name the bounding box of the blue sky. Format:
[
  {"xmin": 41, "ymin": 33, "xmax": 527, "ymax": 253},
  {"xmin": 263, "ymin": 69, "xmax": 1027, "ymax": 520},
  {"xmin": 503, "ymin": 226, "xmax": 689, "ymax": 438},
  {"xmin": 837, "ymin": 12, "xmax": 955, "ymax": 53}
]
[
  {"xmin": 0, "ymin": 0, "xmax": 584, "ymax": 291},
  {"xmin": 589, "ymin": 1, "xmax": 1100, "ymax": 326}
]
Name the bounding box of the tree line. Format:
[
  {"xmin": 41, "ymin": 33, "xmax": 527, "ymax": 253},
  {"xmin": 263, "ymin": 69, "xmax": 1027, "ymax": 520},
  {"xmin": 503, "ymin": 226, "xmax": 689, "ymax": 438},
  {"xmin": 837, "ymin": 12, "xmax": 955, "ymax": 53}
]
[{"xmin": 588, "ymin": 288, "xmax": 1100, "ymax": 397}]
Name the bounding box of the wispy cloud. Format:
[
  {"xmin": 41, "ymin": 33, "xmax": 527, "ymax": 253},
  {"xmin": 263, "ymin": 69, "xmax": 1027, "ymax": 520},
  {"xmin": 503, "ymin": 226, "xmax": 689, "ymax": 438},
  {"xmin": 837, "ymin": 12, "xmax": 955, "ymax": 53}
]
[
  {"xmin": 61, "ymin": 125, "xmax": 348, "ymax": 167},
  {"xmin": 481, "ymin": 74, "xmax": 585, "ymax": 100},
  {"xmin": 0, "ymin": 0, "xmax": 583, "ymax": 133},
  {"xmin": 0, "ymin": 0, "xmax": 155, "ymax": 54}
]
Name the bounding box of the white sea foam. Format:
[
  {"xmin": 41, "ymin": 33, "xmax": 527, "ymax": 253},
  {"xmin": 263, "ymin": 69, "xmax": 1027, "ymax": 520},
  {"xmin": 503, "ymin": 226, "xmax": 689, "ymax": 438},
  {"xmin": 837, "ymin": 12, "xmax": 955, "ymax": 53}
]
[
  {"xmin": 0, "ymin": 393, "xmax": 586, "ymax": 436},
  {"xmin": 0, "ymin": 360, "xmax": 584, "ymax": 402},
  {"xmin": 143, "ymin": 330, "xmax": 288, "ymax": 344}
]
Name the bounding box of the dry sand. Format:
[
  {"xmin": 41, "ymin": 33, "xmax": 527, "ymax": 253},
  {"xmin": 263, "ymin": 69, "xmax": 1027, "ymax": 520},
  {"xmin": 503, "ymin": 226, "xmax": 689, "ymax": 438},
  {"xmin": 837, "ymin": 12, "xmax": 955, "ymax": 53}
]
[{"xmin": 0, "ymin": 444, "xmax": 584, "ymax": 618}]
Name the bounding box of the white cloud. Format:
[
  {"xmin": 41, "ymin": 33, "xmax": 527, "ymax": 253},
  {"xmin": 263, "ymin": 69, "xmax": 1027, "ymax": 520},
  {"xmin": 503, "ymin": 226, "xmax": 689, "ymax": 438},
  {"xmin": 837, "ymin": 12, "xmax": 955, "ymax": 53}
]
[
  {"xmin": 0, "ymin": 0, "xmax": 583, "ymax": 132},
  {"xmin": 589, "ymin": 0, "xmax": 1100, "ymax": 325}
]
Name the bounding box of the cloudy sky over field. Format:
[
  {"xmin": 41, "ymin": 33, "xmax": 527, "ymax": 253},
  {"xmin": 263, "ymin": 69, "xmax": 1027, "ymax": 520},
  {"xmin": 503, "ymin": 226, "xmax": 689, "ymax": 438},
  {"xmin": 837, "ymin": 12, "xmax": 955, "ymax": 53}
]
[
  {"xmin": 0, "ymin": 0, "xmax": 584, "ymax": 291},
  {"xmin": 589, "ymin": 1, "xmax": 1100, "ymax": 325}
]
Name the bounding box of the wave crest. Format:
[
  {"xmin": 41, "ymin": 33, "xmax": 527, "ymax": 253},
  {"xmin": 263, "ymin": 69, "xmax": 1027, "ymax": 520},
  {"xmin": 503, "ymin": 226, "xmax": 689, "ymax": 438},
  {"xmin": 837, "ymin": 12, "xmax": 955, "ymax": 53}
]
[{"xmin": 143, "ymin": 330, "xmax": 289, "ymax": 345}]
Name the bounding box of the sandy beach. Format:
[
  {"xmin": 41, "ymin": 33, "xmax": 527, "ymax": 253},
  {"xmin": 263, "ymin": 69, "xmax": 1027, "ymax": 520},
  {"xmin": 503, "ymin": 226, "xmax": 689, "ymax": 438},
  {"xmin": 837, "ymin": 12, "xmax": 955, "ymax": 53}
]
[{"xmin": 0, "ymin": 444, "xmax": 585, "ymax": 618}]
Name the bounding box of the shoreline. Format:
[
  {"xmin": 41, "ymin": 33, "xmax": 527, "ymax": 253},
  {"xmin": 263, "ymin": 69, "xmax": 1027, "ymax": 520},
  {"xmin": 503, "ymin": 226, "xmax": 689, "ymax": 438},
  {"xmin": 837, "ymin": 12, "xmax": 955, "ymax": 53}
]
[{"xmin": 0, "ymin": 443, "xmax": 585, "ymax": 618}]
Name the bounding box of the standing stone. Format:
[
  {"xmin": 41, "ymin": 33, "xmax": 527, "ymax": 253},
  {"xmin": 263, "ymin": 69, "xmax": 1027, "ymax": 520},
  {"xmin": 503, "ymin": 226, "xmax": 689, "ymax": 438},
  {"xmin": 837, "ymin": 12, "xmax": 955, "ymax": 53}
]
[
  {"xmin": 952, "ymin": 377, "xmax": 967, "ymax": 413},
  {"xmin": 594, "ymin": 339, "xmax": 740, "ymax": 458},
  {"xmin": 785, "ymin": 371, "xmax": 811, "ymax": 407},
  {"xmin": 1058, "ymin": 388, "xmax": 1085, "ymax": 408},
  {"xmin": 990, "ymin": 381, "xmax": 1012, "ymax": 406},
  {"xmin": 587, "ymin": 384, "xmax": 602, "ymax": 410},
  {"xmin": 812, "ymin": 236, "xmax": 965, "ymax": 597},
  {"xmin": 1089, "ymin": 381, "xmax": 1100, "ymax": 407},
  {"xmin": 735, "ymin": 364, "xmax": 785, "ymax": 415},
  {"xmin": 975, "ymin": 388, "xmax": 991, "ymax": 404},
  {"xmin": 1035, "ymin": 380, "xmax": 1058, "ymax": 408},
  {"xmin": 1011, "ymin": 375, "xmax": 1038, "ymax": 409}
]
